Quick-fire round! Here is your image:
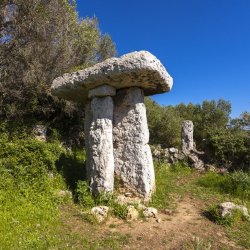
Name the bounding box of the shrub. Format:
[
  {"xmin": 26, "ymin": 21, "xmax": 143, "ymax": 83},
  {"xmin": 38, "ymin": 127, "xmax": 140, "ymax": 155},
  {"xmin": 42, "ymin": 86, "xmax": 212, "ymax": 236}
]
[{"xmin": 0, "ymin": 137, "xmax": 67, "ymax": 248}]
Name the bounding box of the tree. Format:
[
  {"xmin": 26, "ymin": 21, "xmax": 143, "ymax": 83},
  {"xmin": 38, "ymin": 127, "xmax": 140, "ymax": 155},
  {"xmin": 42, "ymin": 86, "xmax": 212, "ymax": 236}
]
[{"xmin": 0, "ymin": 0, "xmax": 116, "ymax": 120}]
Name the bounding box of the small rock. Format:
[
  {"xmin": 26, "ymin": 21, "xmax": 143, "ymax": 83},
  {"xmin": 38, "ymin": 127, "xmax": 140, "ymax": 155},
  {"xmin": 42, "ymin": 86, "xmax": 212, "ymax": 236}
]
[
  {"xmin": 91, "ymin": 206, "xmax": 109, "ymax": 223},
  {"xmin": 164, "ymin": 208, "xmax": 173, "ymax": 215},
  {"xmin": 116, "ymin": 195, "xmax": 141, "ymax": 205},
  {"xmin": 169, "ymin": 147, "xmax": 178, "ymax": 154},
  {"xmin": 219, "ymin": 202, "xmax": 249, "ymax": 218},
  {"xmin": 143, "ymin": 207, "xmax": 158, "ymax": 218},
  {"xmin": 156, "ymin": 218, "xmax": 161, "ymax": 223},
  {"xmin": 124, "ymin": 192, "xmax": 132, "ymax": 197},
  {"xmin": 138, "ymin": 204, "xmax": 146, "ymax": 210},
  {"xmin": 126, "ymin": 205, "xmax": 139, "ymax": 221}
]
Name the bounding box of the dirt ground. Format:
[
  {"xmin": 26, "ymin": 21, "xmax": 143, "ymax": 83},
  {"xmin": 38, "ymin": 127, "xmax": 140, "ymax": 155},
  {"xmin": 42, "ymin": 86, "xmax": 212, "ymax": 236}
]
[{"xmin": 60, "ymin": 195, "xmax": 245, "ymax": 250}]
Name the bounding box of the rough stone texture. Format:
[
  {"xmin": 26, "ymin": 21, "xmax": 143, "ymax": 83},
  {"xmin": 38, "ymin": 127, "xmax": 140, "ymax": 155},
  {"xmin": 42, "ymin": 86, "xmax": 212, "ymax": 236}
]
[
  {"xmin": 91, "ymin": 206, "xmax": 109, "ymax": 223},
  {"xmin": 113, "ymin": 87, "xmax": 155, "ymax": 200},
  {"xmin": 126, "ymin": 205, "xmax": 139, "ymax": 221},
  {"xmin": 143, "ymin": 207, "xmax": 158, "ymax": 218},
  {"xmin": 84, "ymin": 102, "xmax": 92, "ymax": 179},
  {"xmin": 51, "ymin": 51, "xmax": 173, "ymax": 104},
  {"xmin": 89, "ymin": 96, "xmax": 114, "ymax": 195},
  {"xmin": 33, "ymin": 124, "xmax": 47, "ymax": 141},
  {"xmin": 219, "ymin": 202, "xmax": 249, "ymax": 218},
  {"xmin": 182, "ymin": 120, "xmax": 194, "ymax": 154},
  {"xmin": 88, "ymin": 85, "xmax": 116, "ymax": 99}
]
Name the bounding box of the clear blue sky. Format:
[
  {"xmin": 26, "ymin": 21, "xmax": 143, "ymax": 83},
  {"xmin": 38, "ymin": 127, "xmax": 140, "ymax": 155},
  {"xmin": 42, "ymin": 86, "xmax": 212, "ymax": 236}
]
[{"xmin": 76, "ymin": 0, "xmax": 250, "ymax": 117}]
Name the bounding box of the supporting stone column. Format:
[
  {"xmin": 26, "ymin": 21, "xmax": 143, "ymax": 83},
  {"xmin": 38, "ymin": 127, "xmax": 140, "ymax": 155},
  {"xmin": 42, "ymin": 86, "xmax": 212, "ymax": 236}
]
[
  {"xmin": 87, "ymin": 85, "xmax": 116, "ymax": 195},
  {"xmin": 182, "ymin": 120, "xmax": 194, "ymax": 154},
  {"xmin": 113, "ymin": 87, "xmax": 155, "ymax": 200}
]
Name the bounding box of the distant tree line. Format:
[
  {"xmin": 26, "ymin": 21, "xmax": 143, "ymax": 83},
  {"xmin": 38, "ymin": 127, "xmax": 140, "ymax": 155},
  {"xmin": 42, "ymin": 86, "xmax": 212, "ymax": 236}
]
[{"xmin": 145, "ymin": 98, "xmax": 250, "ymax": 171}]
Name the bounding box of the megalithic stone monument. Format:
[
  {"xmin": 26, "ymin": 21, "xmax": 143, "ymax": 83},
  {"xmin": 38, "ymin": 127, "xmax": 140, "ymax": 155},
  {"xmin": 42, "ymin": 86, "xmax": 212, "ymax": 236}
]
[
  {"xmin": 181, "ymin": 120, "xmax": 194, "ymax": 155},
  {"xmin": 51, "ymin": 51, "xmax": 173, "ymax": 200}
]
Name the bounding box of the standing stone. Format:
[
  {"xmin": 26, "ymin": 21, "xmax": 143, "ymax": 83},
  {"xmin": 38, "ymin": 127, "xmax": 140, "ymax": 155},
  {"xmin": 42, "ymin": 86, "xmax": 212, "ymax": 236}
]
[
  {"xmin": 84, "ymin": 102, "xmax": 92, "ymax": 179},
  {"xmin": 89, "ymin": 96, "xmax": 114, "ymax": 195},
  {"xmin": 113, "ymin": 87, "xmax": 155, "ymax": 200},
  {"xmin": 182, "ymin": 120, "xmax": 194, "ymax": 154}
]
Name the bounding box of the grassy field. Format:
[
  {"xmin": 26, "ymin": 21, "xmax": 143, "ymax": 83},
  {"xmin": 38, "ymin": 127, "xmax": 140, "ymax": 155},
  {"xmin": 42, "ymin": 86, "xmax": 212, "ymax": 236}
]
[{"xmin": 0, "ymin": 137, "xmax": 249, "ymax": 249}]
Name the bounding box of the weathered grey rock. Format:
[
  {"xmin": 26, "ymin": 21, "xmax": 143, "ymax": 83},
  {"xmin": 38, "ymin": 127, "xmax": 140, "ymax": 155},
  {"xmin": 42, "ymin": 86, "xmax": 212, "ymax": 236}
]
[
  {"xmin": 88, "ymin": 85, "xmax": 116, "ymax": 98},
  {"xmin": 115, "ymin": 195, "xmax": 141, "ymax": 205},
  {"xmin": 51, "ymin": 51, "xmax": 173, "ymax": 104},
  {"xmin": 33, "ymin": 124, "xmax": 47, "ymax": 141},
  {"xmin": 113, "ymin": 88, "xmax": 155, "ymax": 200},
  {"xmin": 182, "ymin": 120, "xmax": 194, "ymax": 154},
  {"xmin": 169, "ymin": 147, "xmax": 178, "ymax": 154},
  {"xmin": 91, "ymin": 206, "xmax": 109, "ymax": 223},
  {"xmin": 143, "ymin": 207, "xmax": 158, "ymax": 218},
  {"xmin": 219, "ymin": 202, "xmax": 249, "ymax": 218},
  {"xmin": 89, "ymin": 96, "xmax": 114, "ymax": 195},
  {"xmin": 84, "ymin": 102, "xmax": 92, "ymax": 179},
  {"xmin": 188, "ymin": 153, "xmax": 205, "ymax": 170},
  {"xmin": 126, "ymin": 205, "xmax": 139, "ymax": 221}
]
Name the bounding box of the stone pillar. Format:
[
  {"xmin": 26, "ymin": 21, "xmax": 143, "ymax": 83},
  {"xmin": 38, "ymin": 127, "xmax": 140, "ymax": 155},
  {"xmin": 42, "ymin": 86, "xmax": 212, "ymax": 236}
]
[
  {"xmin": 113, "ymin": 87, "xmax": 155, "ymax": 200},
  {"xmin": 182, "ymin": 120, "xmax": 194, "ymax": 154},
  {"xmin": 87, "ymin": 85, "xmax": 116, "ymax": 195}
]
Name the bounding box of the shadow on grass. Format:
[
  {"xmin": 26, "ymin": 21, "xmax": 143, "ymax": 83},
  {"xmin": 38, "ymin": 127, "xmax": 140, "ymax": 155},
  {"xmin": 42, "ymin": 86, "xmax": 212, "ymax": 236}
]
[{"xmin": 56, "ymin": 151, "xmax": 88, "ymax": 195}]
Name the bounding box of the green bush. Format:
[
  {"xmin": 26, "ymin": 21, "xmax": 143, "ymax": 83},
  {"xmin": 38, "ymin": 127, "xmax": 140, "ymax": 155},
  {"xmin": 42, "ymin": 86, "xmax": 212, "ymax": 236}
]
[{"xmin": 0, "ymin": 137, "xmax": 67, "ymax": 248}]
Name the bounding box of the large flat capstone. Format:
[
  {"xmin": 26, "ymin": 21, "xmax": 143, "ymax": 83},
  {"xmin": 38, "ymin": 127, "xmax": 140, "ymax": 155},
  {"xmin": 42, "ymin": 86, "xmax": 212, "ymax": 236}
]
[{"xmin": 51, "ymin": 51, "xmax": 173, "ymax": 104}]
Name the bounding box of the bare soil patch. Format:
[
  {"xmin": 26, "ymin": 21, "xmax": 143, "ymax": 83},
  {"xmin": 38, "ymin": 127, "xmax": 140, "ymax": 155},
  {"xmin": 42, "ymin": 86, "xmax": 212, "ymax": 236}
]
[{"xmin": 60, "ymin": 195, "xmax": 244, "ymax": 249}]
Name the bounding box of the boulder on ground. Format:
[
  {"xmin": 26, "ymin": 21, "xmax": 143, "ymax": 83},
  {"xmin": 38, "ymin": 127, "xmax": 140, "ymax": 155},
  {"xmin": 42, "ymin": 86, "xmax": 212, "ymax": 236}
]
[
  {"xmin": 91, "ymin": 206, "xmax": 109, "ymax": 223},
  {"xmin": 219, "ymin": 202, "xmax": 249, "ymax": 218},
  {"xmin": 143, "ymin": 207, "xmax": 158, "ymax": 218},
  {"xmin": 126, "ymin": 205, "xmax": 139, "ymax": 221}
]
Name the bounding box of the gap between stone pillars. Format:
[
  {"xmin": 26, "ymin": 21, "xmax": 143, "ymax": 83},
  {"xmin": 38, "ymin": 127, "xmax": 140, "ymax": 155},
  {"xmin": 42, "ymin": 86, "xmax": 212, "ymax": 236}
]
[{"xmin": 85, "ymin": 85, "xmax": 116, "ymax": 196}]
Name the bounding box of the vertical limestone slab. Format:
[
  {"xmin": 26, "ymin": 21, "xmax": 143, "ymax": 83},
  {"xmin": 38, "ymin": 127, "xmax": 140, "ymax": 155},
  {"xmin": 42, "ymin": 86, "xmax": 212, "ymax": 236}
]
[
  {"xmin": 182, "ymin": 120, "xmax": 194, "ymax": 154},
  {"xmin": 113, "ymin": 87, "xmax": 155, "ymax": 200},
  {"xmin": 89, "ymin": 96, "xmax": 114, "ymax": 195}
]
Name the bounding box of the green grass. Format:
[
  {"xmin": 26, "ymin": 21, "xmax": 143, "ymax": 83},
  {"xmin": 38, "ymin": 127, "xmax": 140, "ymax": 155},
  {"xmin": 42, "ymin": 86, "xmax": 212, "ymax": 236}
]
[
  {"xmin": 0, "ymin": 132, "xmax": 249, "ymax": 249},
  {"xmin": 194, "ymin": 171, "xmax": 250, "ymax": 248},
  {"xmin": 150, "ymin": 161, "xmax": 192, "ymax": 209}
]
